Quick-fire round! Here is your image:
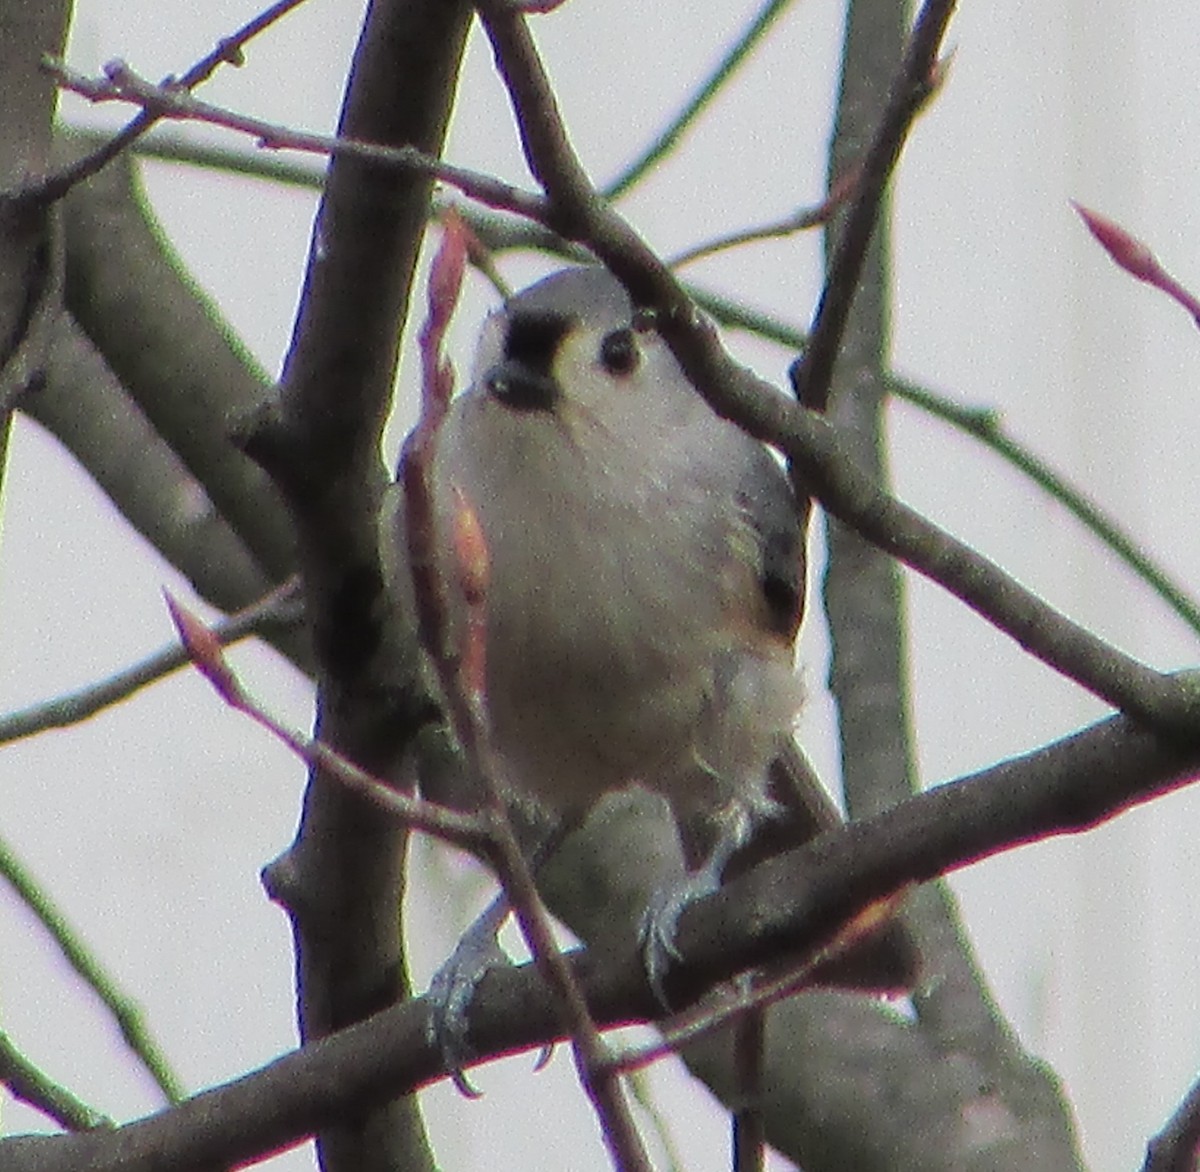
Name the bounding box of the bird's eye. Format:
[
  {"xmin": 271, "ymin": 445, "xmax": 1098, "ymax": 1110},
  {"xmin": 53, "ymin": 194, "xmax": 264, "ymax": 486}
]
[{"xmin": 598, "ymin": 327, "xmax": 639, "ymax": 378}]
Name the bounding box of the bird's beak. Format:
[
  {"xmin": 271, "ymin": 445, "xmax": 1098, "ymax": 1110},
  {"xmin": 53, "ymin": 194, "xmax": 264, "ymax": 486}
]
[{"xmin": 483, "ymin": 358, "xmax": 561, "ymax": 413}]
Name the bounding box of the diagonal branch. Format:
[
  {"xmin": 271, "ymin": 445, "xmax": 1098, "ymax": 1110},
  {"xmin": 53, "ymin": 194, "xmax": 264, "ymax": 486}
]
[
  {"xmin": 0, "ymin": 576, "xmax": 302, "ymax": 746},
  {"xmin": 0, "ymin": 836, "xmax": 185, "ymax": 1104},
  {"xmin": 58, "ymin": 144, "xmax": 297, "ymax": 585},
  {"xmin": 602, "ymin": 0, "xmax": 802, "ymax": 202},
  {"xmin": 791, "ymin": 0, "xmax": 956, "ymax": 412},
  {"xmin": 0, "ymin": 1032, "xmax": 113, "ymax": 1133},
  {"xmin": 50, "ymin": 61, "xmax": 550, "ymax": 223},
  {"xmin": 0, "ymin": 705, "xmax": 1184, "ymax": 1172},
  {"xmin": 1143, "ymin": 1072, "xmax": 1200, "ymax": 1172},
  {"xmin": 8, "ymin": 0, "xmax": 313, "ymax": 208},
  {"xmin": 474, "ymin": 0, "xmax": 1195, "ymax": 734}
]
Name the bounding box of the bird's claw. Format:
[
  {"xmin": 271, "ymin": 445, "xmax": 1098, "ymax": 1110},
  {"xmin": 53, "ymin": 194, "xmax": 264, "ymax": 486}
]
[
  {"xmin": 425, "ymin": 917, "xmax": 509, "ymax": 1096},
  {"xmin": 637, "ymin": 868, "xmax": 722, "ymax": 1009}
]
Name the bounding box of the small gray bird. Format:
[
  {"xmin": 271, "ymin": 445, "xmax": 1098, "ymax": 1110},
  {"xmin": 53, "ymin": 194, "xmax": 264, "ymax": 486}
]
[{"xmin": 382, "ymin": 267, "xmax": 908, "ymax": 1026}]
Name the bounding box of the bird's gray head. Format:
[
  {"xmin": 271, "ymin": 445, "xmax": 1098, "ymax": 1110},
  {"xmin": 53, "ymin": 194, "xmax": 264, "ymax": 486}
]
[{"xmin": 469, "ymin": 268, "xmax": 677, "ymax": 419}]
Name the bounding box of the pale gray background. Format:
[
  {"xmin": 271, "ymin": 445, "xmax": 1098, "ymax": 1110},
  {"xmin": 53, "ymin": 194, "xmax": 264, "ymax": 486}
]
[{"xmin": 3, "ymin": 1, "xmax": 1199, "ymax": 1168}]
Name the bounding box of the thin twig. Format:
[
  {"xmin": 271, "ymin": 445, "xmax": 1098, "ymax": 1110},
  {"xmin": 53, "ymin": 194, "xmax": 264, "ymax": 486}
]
[
  {"xmin": 399, "ymin": 225, "xmax": 634, "ymax": 1138},
  {"xmin": 164, "ymin": 594, "xmax": 491, "ymax": 852},
  {"xmin": 790, "ymin": 0, "xmax": 957, "ymax": 411},
  {"xmin": 731, "ymin": 977, "xmax": 766, "ymax": 1172},
  {"xmin": 11, "ymin": 0, "xmax": 313, "ymax": 207},
  {"xmin": 0, "ymin": 578, "xmax": 302, "ymax": 747},
  {"xmin": 73, "ymin": 124, "xmax": 327, "ymax": 189},
  {"xmin": 602, "ymin": 0, "xmax": 801, "ymax": 202},
  {"xmin": 607, "ymin": 891, "xmax": 908, "ymax": 1077},
  {"xmin": 48, "ymin": 59, "xmax": 549, "ymax": 222},
  {"xmin": 625, "ymin": 1069, "xmax": 687, "ymax": 1172},
  {"xmin": 0, "ymin": 1031, "xmax": 114, "ymax": 1132},
  {"xmin": 668, "ymin": 166, "xmax": 859, "ymax": 269},
  {"xmin": 0, "ymin": 838, "xmax": 186, "ymax": 1103}
]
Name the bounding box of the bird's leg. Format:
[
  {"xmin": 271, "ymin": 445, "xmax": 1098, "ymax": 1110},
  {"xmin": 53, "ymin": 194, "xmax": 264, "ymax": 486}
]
[
  {"xmin": 638, "ymin": 797, "xmax": 770, "ymax": 1008},
  {"xmin": 426, "ymin": 818, "xmax": 562, "ymax": 1093},
  {"xmin": 425, "ymin": 891, "xmax": 513, "ymax": 1095}
]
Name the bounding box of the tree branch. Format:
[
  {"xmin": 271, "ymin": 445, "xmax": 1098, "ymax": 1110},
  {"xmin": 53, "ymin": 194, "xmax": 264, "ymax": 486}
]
[
  {"xmin": 0, "ymin": 836, "xmax": 185, "ymax": 1103},
  {"xmin": 57, "ymin": 142, "xmax": 297, "ymax": 584},
  {"xmin": 0, "ymin": 575, "xmax": 302, "ymax": 745},
  {"xmin": 8, "ymin": 0, "xmax": 313, "ymax": 208},
  {"xmin": 2, "ymin": 705, "xmax": 1184, "ymax": 1172},
  {"xmin": 791, "ymin": 0, "xmax": 955, "ymax": 412},
  {"xmin": 471, "ymin": 0, "xmax": 1198, "ymax": 737},
  {"xmin": 1143, "ymin": 1072, "xmax": 1200, "ymax": 1172},
  {"xmin": 0, "ymin": 1032, "xmax": 113, "ymax": 1134},
  {"xmin": 242, "ymin": 2, "xmax": 474, "ymax": 1170}
]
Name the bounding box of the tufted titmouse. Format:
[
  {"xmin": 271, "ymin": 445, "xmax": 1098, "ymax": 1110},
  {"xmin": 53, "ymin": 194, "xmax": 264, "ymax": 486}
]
[{"xmin": 382, "ymin": 267, "xmax": 910, "ymax": 1015}]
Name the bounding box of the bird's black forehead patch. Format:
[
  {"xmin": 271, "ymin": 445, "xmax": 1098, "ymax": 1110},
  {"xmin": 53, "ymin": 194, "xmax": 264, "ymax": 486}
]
[{"xmin": 504, "ymin": 308, "xmax": 575, "ymax": 374}]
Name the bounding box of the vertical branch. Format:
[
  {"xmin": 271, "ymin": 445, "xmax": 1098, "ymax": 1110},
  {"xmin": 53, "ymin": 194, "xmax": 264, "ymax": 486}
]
[
  {"xmin": 245, "ymin": 2, "xmax": 472, "ymax": 1171},
  {"xmin": 819, "ymin": 0, "xmax": 1072, "ymax": 1141},
  {"xmin": 820, "ymin": 0, "xmax": 980, "ymax": 1036},
  {"xmin": 400, "ymin": 221, "xmax": 654, "ymax": 1172},
  {"xmin": 0, "ymin": 0, "xmax": 73, "ymax": 435},
  {"xmin": 820, "ymin": 0, "xmax": 914, "ymax": 816}
]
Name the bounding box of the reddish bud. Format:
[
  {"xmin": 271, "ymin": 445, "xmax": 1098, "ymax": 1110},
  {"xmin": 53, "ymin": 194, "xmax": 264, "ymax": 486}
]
[
  {"xmin": 164, "ymin": 591, "xmax": 243, "ymax": 706},
  {"xmin": 1074, "ymin": 201, "xmax": 1200, "ymax": 328},
  {"xmin": 1073, "ymin": 202, "xmax": 1161, "ymax": 283},
  {"xmin": 419, "ymin": 216, "xmax": 468, "ymax": 417}
]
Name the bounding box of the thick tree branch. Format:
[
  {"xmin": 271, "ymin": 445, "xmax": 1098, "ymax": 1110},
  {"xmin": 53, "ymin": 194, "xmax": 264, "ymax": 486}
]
[
  {"xmin": 2, "ymin": 706, "xmax": 1186, "ymax": 1172},
  {"xmin": 57, "ymin": 143, "xmax": 297, "ymax": 584},
  {"xmin": 818, "ymin": 0, "xmax": 1017, "ymax": 1109},
  {"xmin": 0, "ymin": 0, "xmax": 71, "ymax": 437},
  {"xmin": 18, "ymin": 312, "xmax": 298, "ymax": 631},
  {"xmin": 1143, "ymin": 1073, "xmax": 1200, "ymax": 1172},
  {"xmin": 242, "ymin": 2, "xmax": 473, "ymax": 1171},
  {"xmin": 791, "ymin": 0, "xmax": 954, "ymax": 412}
]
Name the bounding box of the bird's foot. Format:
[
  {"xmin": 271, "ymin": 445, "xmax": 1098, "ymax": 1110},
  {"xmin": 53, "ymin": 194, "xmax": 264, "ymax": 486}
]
[
  {"xmin": 637, "ymin": 864, "xmax": 723, "ymax": 1009},
  {"xmin": 425, "ymin": 895, "xmax": 510, "ymax": 1096}
]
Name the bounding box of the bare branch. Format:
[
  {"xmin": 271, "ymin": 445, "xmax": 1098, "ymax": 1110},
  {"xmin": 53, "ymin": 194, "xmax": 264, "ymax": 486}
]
[
  {"xmin": 240, "ymin": 4, "xmax": 474, "ymax": 1170},
  {"xmin": 0, "ymin": 836, "xmax": 185, "ymax": 1103},
  {"xmin": 57, "ymin": 146, "xmax": 297, "ymax": 586},
  {"xmin": 791, "ymin": 0, "xmax": 956, "ymax": 411},
  {"xmin": 1143, "ymin": 1074, "xmax": 1200, "ymax": 1172},
  {"xmin": 10, "ymin": 0, "xmax": 313, "ymax": 207},
  {"xmin": 163, "ymin": 594, "xmax": 488, "ymax": 851},
  {"xmin": 0, "ymin": 575, "xmax": 300, "ymax": 745},
  {"xmin": 602, "ymin": 0, "xmax": 802, "ymax": 202},
  {"xmin": 0, "ymin": 1032, "xmax": 113, "ymax": 1133},
  {"xmin": 0, "ymin": 707, "xmax": 1187, "ymax": 1172},
  {"xmin": 48, "ymin": 59, "xmax": 549, "ymax": 222},
  {"xmin": 668, "ymin": 166, "xmax": 859, "ymax": 269}
]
